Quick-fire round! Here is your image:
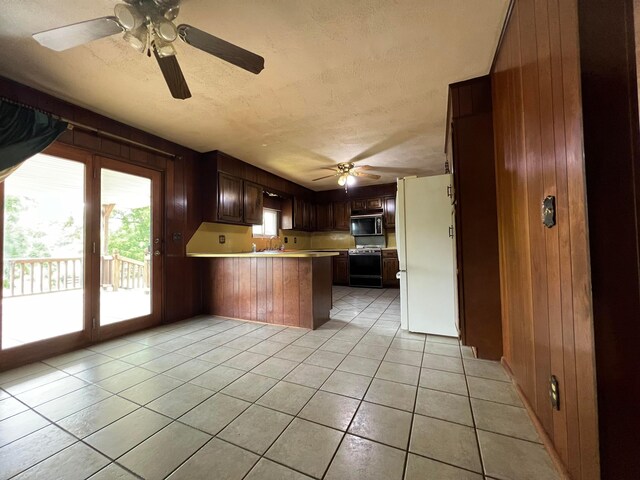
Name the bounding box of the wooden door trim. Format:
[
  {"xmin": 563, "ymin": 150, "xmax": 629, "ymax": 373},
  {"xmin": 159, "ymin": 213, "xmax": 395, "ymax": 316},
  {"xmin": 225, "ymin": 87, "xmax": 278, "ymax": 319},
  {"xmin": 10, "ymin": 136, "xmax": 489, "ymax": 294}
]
[
  {"xmin": 0, "ymin": 142, "xmax": 94, "ymax": 370},
  {"xmin": 94, "ymin": 156, "xmax": 164, "ymax": 341}
]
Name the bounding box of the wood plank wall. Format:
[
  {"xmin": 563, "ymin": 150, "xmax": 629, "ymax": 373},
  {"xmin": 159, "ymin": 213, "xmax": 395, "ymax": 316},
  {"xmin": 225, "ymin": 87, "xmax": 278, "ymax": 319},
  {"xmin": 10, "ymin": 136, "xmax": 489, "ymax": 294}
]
[
  {"xmin": 204, "ymin": 257, "xmax": 332, "ymax": 329},
  {"xmin": 0, "ymin": 77, "xmax": 203, "ymax": 325},
  {"xmin": 491, "ymin": 1, "xmax": 599, "ymax": 478},
  {"xmin": 578, "ymin": 1, "xmax": 640, "ymax": 478}
]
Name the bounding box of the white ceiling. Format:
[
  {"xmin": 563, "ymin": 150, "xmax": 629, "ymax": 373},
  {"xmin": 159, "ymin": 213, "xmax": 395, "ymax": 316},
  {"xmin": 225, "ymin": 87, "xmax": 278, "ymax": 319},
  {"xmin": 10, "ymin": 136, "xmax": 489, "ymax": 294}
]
[{"xmin": 0, "ymin": 0, "xmax": 509, "ymax": 190}]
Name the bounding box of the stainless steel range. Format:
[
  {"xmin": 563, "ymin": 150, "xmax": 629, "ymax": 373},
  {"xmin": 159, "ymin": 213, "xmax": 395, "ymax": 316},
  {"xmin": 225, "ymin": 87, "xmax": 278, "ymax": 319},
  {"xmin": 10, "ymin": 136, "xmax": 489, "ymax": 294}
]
[{"xmin": 348, "ymin": 246, "xmax": 383, "ymax": 288}]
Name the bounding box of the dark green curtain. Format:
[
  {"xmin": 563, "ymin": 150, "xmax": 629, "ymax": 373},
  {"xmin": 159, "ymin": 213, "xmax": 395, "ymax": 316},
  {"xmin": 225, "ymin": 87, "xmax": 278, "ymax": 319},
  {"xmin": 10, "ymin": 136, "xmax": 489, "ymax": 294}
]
[{"xmin": 0, "ymin": 99, "xmax": 68, "ymax": 182}]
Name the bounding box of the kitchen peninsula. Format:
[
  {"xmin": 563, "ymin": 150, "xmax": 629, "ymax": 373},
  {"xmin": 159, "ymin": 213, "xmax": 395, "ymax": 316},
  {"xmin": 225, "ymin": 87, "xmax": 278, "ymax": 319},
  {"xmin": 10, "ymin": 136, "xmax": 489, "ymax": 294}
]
[{"xmin": 189, "ymin": 251, "xmax": 338, "ymax": 329}]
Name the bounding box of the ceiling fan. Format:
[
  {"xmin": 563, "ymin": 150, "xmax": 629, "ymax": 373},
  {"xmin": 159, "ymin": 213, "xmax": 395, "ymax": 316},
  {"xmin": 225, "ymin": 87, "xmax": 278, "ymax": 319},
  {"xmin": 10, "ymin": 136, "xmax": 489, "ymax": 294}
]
[
  {"xmin": 32, "ymin": 0, "xmax": 265, "ymax": 100},
  {"xmin": 313, "ymin": 162, "xmax": 381, "ymax": 190}
]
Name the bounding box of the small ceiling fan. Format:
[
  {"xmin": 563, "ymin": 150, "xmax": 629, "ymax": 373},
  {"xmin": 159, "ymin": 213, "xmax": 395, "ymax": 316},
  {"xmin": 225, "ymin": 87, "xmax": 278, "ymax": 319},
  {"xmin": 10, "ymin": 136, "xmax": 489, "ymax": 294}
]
[
  {"xmin": 32, "ymin": 0, "xmax": 265, "ymax": 100},
  {"xmin": 313, "ymin": 162, "xmax": 382, "ymax": 189}
]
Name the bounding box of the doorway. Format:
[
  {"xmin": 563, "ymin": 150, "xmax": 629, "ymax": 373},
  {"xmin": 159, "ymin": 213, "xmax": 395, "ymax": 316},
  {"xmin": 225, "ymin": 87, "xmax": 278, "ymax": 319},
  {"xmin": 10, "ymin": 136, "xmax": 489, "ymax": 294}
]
[
  {"xmin": 0, "ymin": 145, "xmax": 163, "ymax": 363},
  {"xmin": 95, "ymin": 157, "xmax": 162, "ymax": 340}
]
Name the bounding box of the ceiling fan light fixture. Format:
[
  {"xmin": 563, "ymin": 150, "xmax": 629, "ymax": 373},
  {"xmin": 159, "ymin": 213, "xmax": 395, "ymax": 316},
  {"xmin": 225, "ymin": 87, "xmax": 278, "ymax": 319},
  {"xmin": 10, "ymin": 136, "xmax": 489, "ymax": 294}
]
[
  {"xmin": 155, "ymin": 19, "xmax": 178, "ymax": 42},
  {"xmin": 346, "ymin": 175, "xmax": 356, "ymax": 186},
  {"xmin": 154, "ymin": 37, "xmax": 177, "ymax": 57},
  {"xmin": 338, "ymin": 174, "xmax": 348, "ymax": 186},
  {"xmin": 123, "ymin": 26, "xmax": 148, "ymax": 53},
  {"xmin": 114, "ymin": 3, "xmax": 144, "ymax": 31},
  {"xmin": 164, "ymin": 6, "xmax": 180, "ymax": 21}
]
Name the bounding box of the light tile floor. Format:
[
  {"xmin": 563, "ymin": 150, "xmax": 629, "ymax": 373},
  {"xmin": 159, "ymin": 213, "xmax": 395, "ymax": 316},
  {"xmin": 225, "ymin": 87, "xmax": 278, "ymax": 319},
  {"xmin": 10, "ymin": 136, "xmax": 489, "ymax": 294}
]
[{"xmin": 0, "ymin": 287, "xmax": 561, "ymax": 480}]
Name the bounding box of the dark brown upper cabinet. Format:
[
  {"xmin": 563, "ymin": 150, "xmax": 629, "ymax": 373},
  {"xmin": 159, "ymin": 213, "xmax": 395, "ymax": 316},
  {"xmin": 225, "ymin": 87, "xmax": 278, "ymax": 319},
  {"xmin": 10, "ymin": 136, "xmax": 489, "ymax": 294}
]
[
  {"xmin": 294, "ymin": 197, "xmax": 305, "ymax": 230},
  {"xmin": 217, "ymin": 173, "xmax": 263, "ymax": 225},
  {"xmin": 367, "ymin": 198, "xmax": 383, "ymax": 210},
  {"xmin": 218, "ymin": 172, "xmax": 244, "ymax": 223},
  {"xmin": 243, "ymin": 181, "xmax": 264, "ymax": 225},
  {"xmin": 316, "ymin": 203, "xmax": 334, "ymax": 231},
  {"xmin": 352, "ymin": 199, "xmax": 366, "ymax": 211},
  {"xmin": 383, "ymin": 196, "xmax": 395, "ymax": 229},
  {"xmin": 351, "ymin": 197, "xmax": 385, "ymax": 214},
  {"xmin": 332, "ymin": 201, "xmax": 351, "ymax": 231}
]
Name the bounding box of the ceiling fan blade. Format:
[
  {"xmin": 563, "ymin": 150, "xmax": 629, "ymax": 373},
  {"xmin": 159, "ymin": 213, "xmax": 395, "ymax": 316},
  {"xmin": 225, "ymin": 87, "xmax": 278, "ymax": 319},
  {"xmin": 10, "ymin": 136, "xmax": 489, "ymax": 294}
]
[
  {"xmin": 153, "ymin": 47, "xmax": 192, "ymax": 100},
  {"xmin": 33, "ymin": 16, "xmax": 123, "ymax": 52},
  {"xmin": 177, "ymin": 24, "xmax": 264, "ymax": 74},
  {"xmin": 355, "ymin": 173, "xmax": 382, "ymax": 180},
  {"xmin": 312, "ymin": 174, "xmax": 338, "ymax": 181},
  {"xmin": 355, "ymin": 165, "xmax": 372, "ymax": 170}
]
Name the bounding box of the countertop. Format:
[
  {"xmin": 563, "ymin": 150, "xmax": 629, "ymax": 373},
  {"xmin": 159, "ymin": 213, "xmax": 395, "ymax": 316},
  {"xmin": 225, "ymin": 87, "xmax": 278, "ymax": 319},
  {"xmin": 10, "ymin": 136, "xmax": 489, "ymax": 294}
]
[{"xmin": 187, "ymin": 251, "xmax": 340, "ymax": 258}]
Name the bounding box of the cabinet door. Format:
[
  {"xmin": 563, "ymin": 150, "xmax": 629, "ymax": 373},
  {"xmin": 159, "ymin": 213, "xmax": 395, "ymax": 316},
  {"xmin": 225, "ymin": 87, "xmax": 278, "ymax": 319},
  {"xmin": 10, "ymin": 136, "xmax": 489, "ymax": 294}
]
[
  {"xmin": 243, "ymin": 181, "xmax": 264, "ymax": 225},
  {"xmin": 383, "ymin": 257, "xmax": 400, "ymax": 287},
  {"xmin": 333, "ymin": 255, "xmax": 349, "ymax": 285},
  {"xmin": 302, "ymin": 201, "xmax": 314, "ymax": 231},
  {"xmin": 352, "ymin": 199, "xmax": 366, "ymax": 211},
  {"xmin": 218, "ymin": 173, "xmax": 244, "ymax": 223},
  {"xmin": 383, "ymin": 196, "xmax": 396, "ymax": 229},
  {"xmin": 293, "ymin": 197, "xmax": 305, "ymax": 230},
  {"xmin": 316, "ymin": 203, "xmax": 333, "ymax": 231},
  {"xmin": 333, "ymin": 201, "xmax": 351, "ymax": 231},
  {"xmin": 366, "ymin": 197, "xmax": 383, "ymax": 210}
]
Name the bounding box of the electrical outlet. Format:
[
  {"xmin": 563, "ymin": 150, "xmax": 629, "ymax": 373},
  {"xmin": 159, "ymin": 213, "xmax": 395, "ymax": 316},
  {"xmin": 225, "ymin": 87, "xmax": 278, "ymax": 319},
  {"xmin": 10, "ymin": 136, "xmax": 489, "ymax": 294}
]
[
  {"xmin": 219, "ymin": 235, "xmax": 226, "ymax": 244},
  {"xmin": 549, "ymin": 375, "xmax": 560, "ymax": 410},
  {"xmin": 294, "ymin": 237, "xmax": 297, "ymax": 244},
  {"xmin": 172, "ymin": 232, "xmax": 182, "ymax": 242},
  {"xmin": 284, "ymin": 237, "xmax": 288, "ymax": 243}
]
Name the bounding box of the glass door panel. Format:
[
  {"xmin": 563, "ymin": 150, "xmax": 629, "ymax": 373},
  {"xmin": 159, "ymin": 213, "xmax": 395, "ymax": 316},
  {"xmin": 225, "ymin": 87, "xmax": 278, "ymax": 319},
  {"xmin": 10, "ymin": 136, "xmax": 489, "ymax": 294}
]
[
  {"xmin": 99, "ymin": 168, "xmax": 152, "ymax": 326},
  {"xmin": 2, "ymin": 154, "xmax": 85, "ymax": 349}
]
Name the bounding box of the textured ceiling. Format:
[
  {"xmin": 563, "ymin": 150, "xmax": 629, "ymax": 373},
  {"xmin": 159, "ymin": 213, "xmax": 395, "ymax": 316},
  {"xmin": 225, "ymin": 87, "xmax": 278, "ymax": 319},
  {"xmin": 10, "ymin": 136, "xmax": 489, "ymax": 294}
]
[{"xmin": 0, "ymin": 0, "xmax": 509, "ymax": 190}]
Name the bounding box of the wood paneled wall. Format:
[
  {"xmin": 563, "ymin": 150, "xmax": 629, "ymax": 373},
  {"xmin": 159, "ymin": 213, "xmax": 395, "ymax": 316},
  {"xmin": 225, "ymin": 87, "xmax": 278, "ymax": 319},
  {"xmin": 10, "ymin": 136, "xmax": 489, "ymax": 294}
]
[
  {"xmin": 578, "ymin": 1, "xmax": 640, "ymax": 478},
  {"xmin": 204, "ymin": 256, "xmax": 332, "ymax": 329},
  {"xmin": 0, "ymin": 77, "xmax": 203, "ymax": 325},
  {"xmin": 491, "ymin": 1, "xmax": 598, "ymax": 478}
]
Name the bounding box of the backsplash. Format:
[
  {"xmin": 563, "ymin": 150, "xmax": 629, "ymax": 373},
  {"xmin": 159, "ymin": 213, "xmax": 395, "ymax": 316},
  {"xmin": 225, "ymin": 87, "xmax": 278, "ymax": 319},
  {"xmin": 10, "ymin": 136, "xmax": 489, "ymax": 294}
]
[{"xmin": 187, "ymin": 222, "xmax": 396, "ymax": 253}]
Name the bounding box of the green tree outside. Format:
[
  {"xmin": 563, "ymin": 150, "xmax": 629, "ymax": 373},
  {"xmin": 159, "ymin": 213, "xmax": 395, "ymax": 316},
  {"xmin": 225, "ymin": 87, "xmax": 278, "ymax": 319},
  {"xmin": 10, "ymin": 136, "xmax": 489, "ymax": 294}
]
[{"xmin": 107, "ymin": 206, "xmax": 151, "ymax": 262}]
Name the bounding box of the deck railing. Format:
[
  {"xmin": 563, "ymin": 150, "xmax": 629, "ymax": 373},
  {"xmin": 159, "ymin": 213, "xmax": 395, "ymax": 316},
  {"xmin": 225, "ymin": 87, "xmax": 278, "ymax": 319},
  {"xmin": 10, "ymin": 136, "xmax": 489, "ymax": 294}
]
[
  {"xmin": 101, "ymin": 250, "xmax": 150, "ymax": 292},
  {"xmin": 4, "ymin": 252, "xmax": 150, "ymax": 297},
  {"xmin": 4, "ymin": 257, "xmax": 83, "ymax": 297}
]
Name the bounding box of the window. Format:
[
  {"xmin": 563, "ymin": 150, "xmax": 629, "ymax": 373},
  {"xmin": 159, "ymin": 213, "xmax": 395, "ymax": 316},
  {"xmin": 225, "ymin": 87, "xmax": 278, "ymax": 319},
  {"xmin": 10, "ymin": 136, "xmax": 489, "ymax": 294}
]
[{"xmin": 252, "ymin": 208, "xmax": 279, "ymax": 237}]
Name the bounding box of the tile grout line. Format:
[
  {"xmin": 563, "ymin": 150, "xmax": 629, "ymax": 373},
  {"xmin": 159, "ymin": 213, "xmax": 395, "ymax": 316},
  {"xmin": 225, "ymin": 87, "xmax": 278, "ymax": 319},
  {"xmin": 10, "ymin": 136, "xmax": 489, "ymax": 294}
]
[
  {"xmin": 318, "ymin": 289, "xmax": 400, "ymax": 480},
  {"xmin": 2, "ymin": 288, "xmax": 451, "ymax": 479},
  {"xmin": 147, "ymin": 287, "xmax": 395, "ymax": 480},
  {"xmin": 401, "ymin": 329, "xmax": 427, "ymax": 479},
  {"xmin": 460, "ymin": 338, "xmax": 488, "ymax": 479}
]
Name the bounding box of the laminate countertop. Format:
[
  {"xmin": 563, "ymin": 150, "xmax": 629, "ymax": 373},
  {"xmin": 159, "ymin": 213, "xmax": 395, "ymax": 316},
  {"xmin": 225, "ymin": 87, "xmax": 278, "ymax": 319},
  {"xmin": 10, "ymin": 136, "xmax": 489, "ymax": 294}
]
[{"xmin": 187, "ymin": 251, "xmax": 340, "ymax": 258}]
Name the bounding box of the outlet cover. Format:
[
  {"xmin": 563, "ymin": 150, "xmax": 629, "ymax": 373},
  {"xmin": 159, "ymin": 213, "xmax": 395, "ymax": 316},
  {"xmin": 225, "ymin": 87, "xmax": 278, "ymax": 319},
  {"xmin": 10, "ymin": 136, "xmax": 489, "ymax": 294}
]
[{"xmin": 219, "ymin": 235, "xmax": 226, "ymax": 244}]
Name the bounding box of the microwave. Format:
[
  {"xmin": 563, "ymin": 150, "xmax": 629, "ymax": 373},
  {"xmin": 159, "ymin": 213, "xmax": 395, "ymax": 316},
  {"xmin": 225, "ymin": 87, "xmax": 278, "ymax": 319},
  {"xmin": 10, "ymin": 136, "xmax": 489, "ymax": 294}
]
[{"xmin": 351, "ymin": 214, "xmax": 384, "ymax": 236}]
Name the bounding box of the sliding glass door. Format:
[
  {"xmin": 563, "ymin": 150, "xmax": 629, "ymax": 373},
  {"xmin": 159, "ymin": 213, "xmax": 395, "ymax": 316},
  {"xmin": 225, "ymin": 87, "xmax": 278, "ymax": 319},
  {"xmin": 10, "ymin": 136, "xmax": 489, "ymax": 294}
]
[
  {"xmin": 96, "ymin": 157, "xmax": 162, "ymax": 339},
  {"xmin": 1, "ymin": 153, "xmax": 86, "ymax": 349},
  {"xmin": 0, "ymin": 145, "xmax": 163, "ymax": 363}
]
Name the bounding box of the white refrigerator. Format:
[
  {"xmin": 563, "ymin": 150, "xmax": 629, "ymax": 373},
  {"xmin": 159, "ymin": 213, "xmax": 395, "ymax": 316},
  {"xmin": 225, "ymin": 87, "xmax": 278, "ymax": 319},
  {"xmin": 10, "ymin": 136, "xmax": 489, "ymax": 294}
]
[{"xmin": 396, "ymin": 175, "xmax": 458, "ymax": 336}]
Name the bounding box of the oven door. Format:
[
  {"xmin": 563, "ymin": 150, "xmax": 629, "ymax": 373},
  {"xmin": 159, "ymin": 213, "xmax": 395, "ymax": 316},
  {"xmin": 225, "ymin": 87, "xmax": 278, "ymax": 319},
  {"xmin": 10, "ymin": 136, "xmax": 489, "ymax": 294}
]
[{"xmin": 349, "ymin": 254, "xmax": 383, "ymax": 288}]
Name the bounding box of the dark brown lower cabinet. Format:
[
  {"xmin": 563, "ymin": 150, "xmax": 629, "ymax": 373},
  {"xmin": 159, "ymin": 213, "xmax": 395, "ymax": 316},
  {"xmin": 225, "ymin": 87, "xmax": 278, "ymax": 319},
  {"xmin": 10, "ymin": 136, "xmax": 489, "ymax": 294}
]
[
  {"xmin": 332, "ymin": 252, "xmax": 349, "ymax": 285},
  {"xmin": 382, "ymin": 250, "xmax": 399, "ymax": 287}
]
